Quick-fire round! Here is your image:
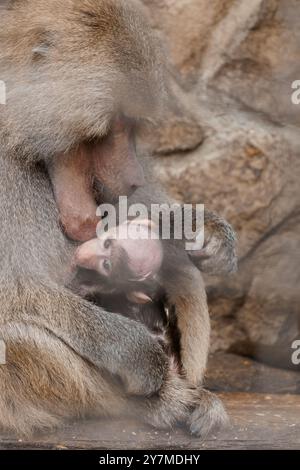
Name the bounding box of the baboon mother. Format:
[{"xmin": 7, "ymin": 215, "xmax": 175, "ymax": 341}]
[{"xmin": 0, "ymin": 0, "xmax": 232, "ymax": 435}]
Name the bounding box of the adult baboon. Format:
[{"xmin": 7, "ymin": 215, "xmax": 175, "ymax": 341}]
[{"xmin": 0, "ymin": 0, "xmax": 235, "ymax": 436}]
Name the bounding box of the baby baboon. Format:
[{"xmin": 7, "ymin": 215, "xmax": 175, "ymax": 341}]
[
  {"xmin": 71, "ymin": 219, "xmax": 178, "ymax": 359},
  {"xmin": 0, "ymin": 0, "xmax": 235, "ymax": 436},
  {"xmin": 70, "ymin": 218, "xmax": 228, "ymax": 367},
  {"xmin": 71, "ymin": 220, "xmax": 164, "ymax": 343}
]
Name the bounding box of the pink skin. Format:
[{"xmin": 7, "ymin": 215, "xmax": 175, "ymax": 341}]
[
  {"xmin": 74, "ymin": 220, "xmax": 163, "ymax": 303},
  {"xmin": 49, "ymin": 117, "xmax": 145, "ymax": 243}
]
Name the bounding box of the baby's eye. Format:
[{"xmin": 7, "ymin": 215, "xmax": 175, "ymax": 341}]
[
  {"xmin": 102, "ymin": 259, "xmax": 112, "ymax": 274},
  {"xmin": 104, "ymin": 238, "xmax": 112, "ymax": 250}
]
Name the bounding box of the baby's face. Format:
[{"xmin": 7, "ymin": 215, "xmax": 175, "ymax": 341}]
[{"xmin": 74, "ymin": 220, "xmax": 163, "ymax": 286}]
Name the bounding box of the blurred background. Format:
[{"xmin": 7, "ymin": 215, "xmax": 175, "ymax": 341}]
[{"xmin": 141, "ymin": 0, "xmax": 300, "ymax": 394}]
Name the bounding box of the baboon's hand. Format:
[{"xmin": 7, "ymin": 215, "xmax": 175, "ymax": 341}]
[
  {"xmin": 120, "ymin": 324, "xmax": 169, "ymax": 396},
  {"xmin": 188, "ymin": 389, "xmax": 229, "ymax": 438},
  {"xmin": 188, "ymin": 211, "xmax": 237, "ymax": 275}
]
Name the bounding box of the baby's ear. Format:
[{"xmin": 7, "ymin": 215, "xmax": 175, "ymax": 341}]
[{"xmin": 127, "ymin": 291, "xmax": 152, "ymax": 304}]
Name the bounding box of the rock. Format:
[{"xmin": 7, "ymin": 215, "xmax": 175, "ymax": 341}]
[
  {"xmin": 141, "ymin": 0, "xmax": 300, "ymax": 368},
  {"xmin": 152, "ymin": 116, "xmax": 204, "ymax": 156},
  {"xmin": 142, "ymin": 0, "xmax": 235, "ymax": 82},
  {"xmin": 209, "ymin": 0, "xmax": 300, "ymax": 126},
  {"xmin": 206, "ymin": 353, "xmax": 300, "ymax": 394}
]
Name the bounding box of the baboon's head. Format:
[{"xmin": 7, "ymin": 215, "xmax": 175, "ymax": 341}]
[{"xmin": 0, "ymin": 0, "xmax": 166, "ymax": 241}]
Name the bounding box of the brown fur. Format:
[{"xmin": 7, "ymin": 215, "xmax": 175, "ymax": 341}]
[{"xmin": 0, "ymin": 0, "xmax": 231, "ymax": 437}]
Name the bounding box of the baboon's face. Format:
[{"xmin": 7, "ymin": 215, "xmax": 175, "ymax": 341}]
[
  {"xmin": 0, "ymin": 0, "xmax": 165, "ymax": 241},
  {"xmin": 0, "ymin": 0, "xmax": 164, "ymax": 151}
]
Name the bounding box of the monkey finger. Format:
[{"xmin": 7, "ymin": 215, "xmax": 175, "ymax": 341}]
[
  {"xmin": 187, "ymin": 390, "xmax": 230, "ymax": 438},
  {"xmin": 188, "ymin": 236, "xmax": 237, "ymax": 275}
]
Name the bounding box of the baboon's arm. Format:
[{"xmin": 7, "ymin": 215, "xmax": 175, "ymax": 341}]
[
  {"xmin": 128, "ymin": 186, "xmax": 237, "ymax": 275},
  {"xmin": 163, "ymin": 264, "xmax": 210, "ymax": 385},
  {"xmin": 178, "ymin": 207, "xmax": 237, "ymax": 275},
  {"xmin": 19, "ymin": 283, "xmax": 168, "ymax": 396},
  {"xmin": 199, "ymin": 209, "xmax": 238, "ymax": 275}
]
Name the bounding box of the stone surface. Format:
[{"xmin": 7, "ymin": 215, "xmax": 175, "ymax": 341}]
[
  {"xmin": 1, "ymin": 392, "xmax": 299, "ymax": 449},
  {"xmin": 206, "ymin": 353, "xmax": 300, "ymax": 394},
  {"xmin": 140, "ymin": 0, "xmax": 300, "ymax": 366}
]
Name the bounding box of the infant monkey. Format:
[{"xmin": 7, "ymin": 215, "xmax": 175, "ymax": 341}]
[{"xmin": 71, "ymin": 219, "xmax": 181, "ymax": 356}]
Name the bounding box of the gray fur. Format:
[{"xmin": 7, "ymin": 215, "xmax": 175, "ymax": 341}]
[{"xmin": 0, "ymin": 0, "xmax": 229, "ymax": 436}]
